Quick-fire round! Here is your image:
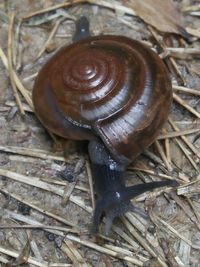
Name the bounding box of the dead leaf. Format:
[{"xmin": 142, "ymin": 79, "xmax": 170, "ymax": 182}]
[{"xmin": 123, "ymin": 0, "xmax": 190, "ymax": 40}]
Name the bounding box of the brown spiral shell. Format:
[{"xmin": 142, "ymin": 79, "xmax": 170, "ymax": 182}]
[{"xmin": 33, "ymin": 35, "xmax": 172, "ymax": 165}]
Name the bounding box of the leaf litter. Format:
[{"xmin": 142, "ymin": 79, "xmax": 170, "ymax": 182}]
[{"xmin": 0, "ymin": 0, "xmax": 200, "ymax": 266}]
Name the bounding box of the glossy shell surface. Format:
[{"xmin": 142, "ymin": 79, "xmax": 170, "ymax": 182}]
[{"xmin": 33, "ymin": 35, "xmax": 172, "ymax": 164}]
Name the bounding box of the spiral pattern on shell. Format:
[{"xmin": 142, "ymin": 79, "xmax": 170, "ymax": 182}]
[{"xmin": 33, "ymin": 35, "xmax": 172, "ymax": 164}]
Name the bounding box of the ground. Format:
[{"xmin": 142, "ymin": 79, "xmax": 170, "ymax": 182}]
[{"xmin": 0, "ymin": 0, "xmax": 200, "ymax": 266}]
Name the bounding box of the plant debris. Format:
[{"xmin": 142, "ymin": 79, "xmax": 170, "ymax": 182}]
[{"xmin": 0, "ymin": 0, "xmax": 200, "ymax": 266}]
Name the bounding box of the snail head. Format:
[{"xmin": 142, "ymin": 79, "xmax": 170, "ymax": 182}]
[{"xmin": 91, "ymin": 179, "xmax": 179, "ymax": 235}]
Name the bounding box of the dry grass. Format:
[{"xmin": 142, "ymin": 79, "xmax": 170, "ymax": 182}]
[{"xmin": 0, "ymin": 0, "xmax": 200, "ymax": 266}]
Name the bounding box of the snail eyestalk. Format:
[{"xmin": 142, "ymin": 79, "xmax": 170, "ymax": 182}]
[
  {"xmin": 121, "ymin": 179, "xmax": 179, "ymax": 201},
  {"xmin": 73, "ymin": 16, "xmax": 90, "ymax": 43}
]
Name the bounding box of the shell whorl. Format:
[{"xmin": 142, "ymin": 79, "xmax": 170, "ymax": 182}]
[
  {"xmin": 33, "ymin": 35, "xmax": 172, "ymax": 164},
  {"xmin": 50, "ymin": 38, "xmax": 133, "ymax": 123}
]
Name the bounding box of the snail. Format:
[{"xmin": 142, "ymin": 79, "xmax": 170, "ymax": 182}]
[{"xmin": 33, "ymin": 16, "xmax": 177, "ymax": 234}]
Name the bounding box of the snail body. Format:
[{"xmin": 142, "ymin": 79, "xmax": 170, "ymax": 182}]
[{"xmin": 33, "ymin": 17, "xmax": 176, "ymax": 233}]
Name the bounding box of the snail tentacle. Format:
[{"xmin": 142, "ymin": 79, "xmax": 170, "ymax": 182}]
[
  {"xmin": 73, "ymin": 16, "xmax": 90, "ymax": 43},
  {"xmin": 121, "ymin": 180, "xmax": 179, "ymax": 201}
]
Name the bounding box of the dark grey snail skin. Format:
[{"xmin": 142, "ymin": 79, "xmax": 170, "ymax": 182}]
[{"xmin": 72, "ymin": 16, "xmax": 90, "ymax": 43}]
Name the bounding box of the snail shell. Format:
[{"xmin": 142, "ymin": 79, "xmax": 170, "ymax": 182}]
[{"xmin": 33, "ymin": 35, "xmax": 172, "ymax": 165}]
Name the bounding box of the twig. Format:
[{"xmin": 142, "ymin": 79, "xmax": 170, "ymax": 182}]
[
  {"xmin": 158, "ymin": 217, "xmax": 200, "ymax": 250},
  {"xmin": 86, "ymin": 160, "xmax": 95, "ymax": 209},
  {"xmin": 22, "ymin": 2, "xmax": 78, "ymax": 19},
  {"xmin": 65, "ymin": 234, "xmax": 144, "ymax": 266},
  {"xmin": 36, "ymin": 18, "xmax": 64, "ymax": 60},
  {"xmin": 122, "ymin": 217, "xmax": 168, "ymax": 267},
  {"xmin": 14, "ymin": 18, "xmax": 22, "ymax": 69},
  {"xmin": 63, "ymin": 239, "xmax": 87, "ymax": 266},
  {"xmin": 158, "ymin": 128, "xmax": 200, "ymax": 140},
  {"xmin": 155, "ymin": 140, "xmax": 172, "ymax": 171},
  {"xmin": 0, "ymin": 187, "xmax": 75, "ymax": 227},
  {"xmin": 0, "ymin": 145, "xmax": 66, "ymax": 161},
  {"xmin": 0, "ymin": 168, "xmax": 92, "ymax": 213},
  {"xmin": 0, "ymin": 246, "xmax": 71, "ymax": 267},
  {"xmin": 168, "ymin": 118, "xmax": 200, "ymax": 159},
  {"xmin": 4, "ymin": 209, "xmax": 71, "ymax": 237},
  {"xmin": 22, "ymin": 0, "xmax": 135, "ymax": 20},
  {"xmin": 23, "ymin": 72, "xmax": 38, "ymax": 82},
  {"xmin": 0, "ymin": 224, "xmax": 76, "ymax": 233},
  {"xmin": 186, "ymin": 27, "xmax": 200, "ymax": 39},
  {"xmin": 7, "ymin": 12, "xmax": 25, "ymax": 115},
  {"xmin": 173, "ymin": 93, "xmax": 200, "ymax": 119},
  {"xmin": 0, "ymin": 46, "xmax": 34, "ymax": 109},
  {"xmin": 6, "ymin": 100, "xmax": 33, "ymax": 112},
  {"xmin": 173, "ymin": 85, "xmax": 200, "ymax": 96},
  {"xmin": 148, "ymin": 26, "xmax": 185, "ymax": 85},
  {"xmin": 165, "ymin": 136, "xmax": 171, "ymax": 164},
  {"xmin": 129, "ymin": 166, "xmax": 185, "ymax": 182}
]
